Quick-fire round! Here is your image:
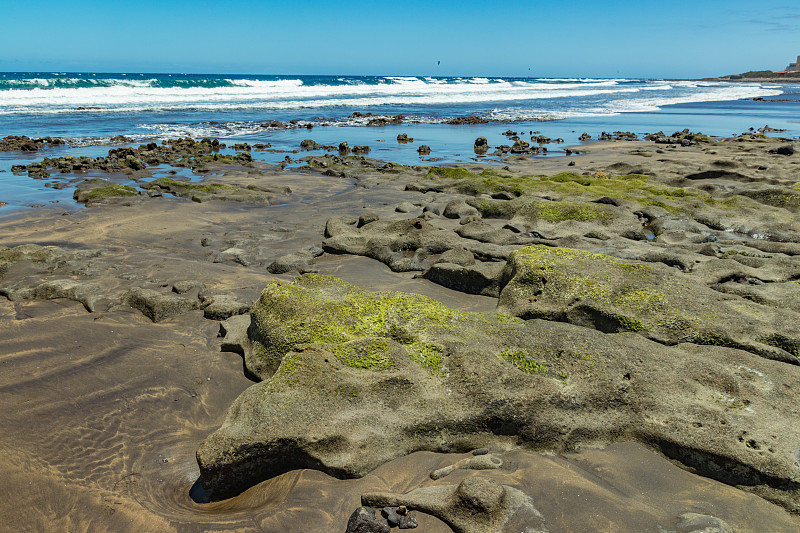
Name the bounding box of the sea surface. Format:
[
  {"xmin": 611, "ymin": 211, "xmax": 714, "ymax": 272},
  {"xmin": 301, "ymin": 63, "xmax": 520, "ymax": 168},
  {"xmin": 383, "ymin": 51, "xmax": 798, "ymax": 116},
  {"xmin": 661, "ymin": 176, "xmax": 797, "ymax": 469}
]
[{"xmin": 1, "ymin": 72, "xmax": 798, "ymax": 212}]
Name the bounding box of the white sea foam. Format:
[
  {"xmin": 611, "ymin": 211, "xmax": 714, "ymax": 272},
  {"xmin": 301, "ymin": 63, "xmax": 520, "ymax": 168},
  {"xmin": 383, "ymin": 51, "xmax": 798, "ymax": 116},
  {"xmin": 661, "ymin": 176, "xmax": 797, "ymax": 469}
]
[{"xmin": 0, "ymin": 78, "xmax": 784, "ymax": 119}]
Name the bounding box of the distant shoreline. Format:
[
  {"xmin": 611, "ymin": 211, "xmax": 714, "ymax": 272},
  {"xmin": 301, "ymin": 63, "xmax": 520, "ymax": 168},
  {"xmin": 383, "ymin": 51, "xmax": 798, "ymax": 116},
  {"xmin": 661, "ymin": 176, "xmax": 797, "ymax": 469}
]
[{"xmin": 696, "ymin": 76, "xmax": 800, "ymax": 84}]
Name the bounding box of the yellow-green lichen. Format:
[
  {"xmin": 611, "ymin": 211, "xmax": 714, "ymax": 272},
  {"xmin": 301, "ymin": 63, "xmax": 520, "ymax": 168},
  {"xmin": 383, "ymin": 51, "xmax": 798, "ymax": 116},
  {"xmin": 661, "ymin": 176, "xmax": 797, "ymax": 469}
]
[
  {"xmin": 499, "ymin": 349, "xmax": 551, "ymax": 375},
  {"xmin": 250, "ymin": 274, "xmax": 496, "ymax": 376}
]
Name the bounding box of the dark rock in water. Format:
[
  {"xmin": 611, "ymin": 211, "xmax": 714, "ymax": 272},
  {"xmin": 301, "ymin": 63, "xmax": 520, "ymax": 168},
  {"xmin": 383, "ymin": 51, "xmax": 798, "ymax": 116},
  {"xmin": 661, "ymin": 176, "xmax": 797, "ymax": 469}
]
[
  {"xmin": 510, "ymin": 139, "xmax": 530, "ymax": 153},
  {"xmin": 769, "ymin": 145, "xmax": 795, "ymax": 156},
  {"xmin": 124, "ymin": 287, "xmax": 197, "ymax": 323},
  {"xmin": 445, "ymin": 115, "xmax": 489, "ymax": 125},
  {"xmin": 345, "ymin": 506, "xmax": 390, "ymax": 533},
  {"xmin": 579, "ymin": 132, "xmax": 592, "ymax": 141},
  {"xmin": 352, "ymin": 145, "xmax": 370, "ymax": 154},
  {"xmin": 474, "ymin": 137, "xmax": 489, "ymax": 154},
  {"xmin": 397, "ymin": 133, "xmax": 413, "ymax": 143},
  {"xmin": 338, "ymin": 141, "xmax": 350, "ymax": 155},
  {"xmin": 0, "ymin": 135, "xmax": 63, "ymax": 152},
  {"xmin": 300, "ymin": 139, "xmax": 319, "ymax": 150},
  {"xmin": 417, "ymin": 145, "xmax": 431, "ymax": 155}
]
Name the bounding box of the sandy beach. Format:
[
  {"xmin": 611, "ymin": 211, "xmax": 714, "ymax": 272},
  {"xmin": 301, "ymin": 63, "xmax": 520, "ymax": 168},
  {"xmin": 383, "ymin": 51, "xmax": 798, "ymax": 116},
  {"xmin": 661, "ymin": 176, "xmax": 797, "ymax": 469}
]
[{"xmin": 2, "ymin": 131, "xmax": 800, "ymax": 532}]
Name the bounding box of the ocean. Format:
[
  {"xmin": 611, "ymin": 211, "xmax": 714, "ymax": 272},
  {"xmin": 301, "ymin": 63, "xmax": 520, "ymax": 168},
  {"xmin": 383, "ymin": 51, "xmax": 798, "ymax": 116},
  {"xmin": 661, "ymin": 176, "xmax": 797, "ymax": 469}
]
[{"xmin": 1, "ymin": 72, "xmax": 798, "ymax": 211}]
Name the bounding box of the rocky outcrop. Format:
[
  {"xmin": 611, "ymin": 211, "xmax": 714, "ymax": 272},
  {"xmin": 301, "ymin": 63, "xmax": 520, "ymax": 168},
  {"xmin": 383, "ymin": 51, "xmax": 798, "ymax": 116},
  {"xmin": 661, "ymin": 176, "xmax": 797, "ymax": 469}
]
[
  {"xmin": 73, "ymin": 179, "xmax": 140, "ymax": 206},
  {"xmin": 497, "ymin": 245, "xmax": 800, "ymax": 364},
  {"xmin": 197, "ymin": 274, "xmax": 800, "ymax": 513},
  {"xmin": 0, "ymin": 135, "xmax": 64, "ymax": 151},
  {"xmin": 141, "ymin": 178, "xmax": 291, "ymax": 205}
]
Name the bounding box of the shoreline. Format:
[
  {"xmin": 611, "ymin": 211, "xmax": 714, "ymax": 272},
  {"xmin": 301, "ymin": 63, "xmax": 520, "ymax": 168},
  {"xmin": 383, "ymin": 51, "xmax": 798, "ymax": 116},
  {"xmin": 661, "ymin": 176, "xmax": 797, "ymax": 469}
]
[{"xmin": 2, "ymin": 133, "xmax": 800, "ymax": 531}]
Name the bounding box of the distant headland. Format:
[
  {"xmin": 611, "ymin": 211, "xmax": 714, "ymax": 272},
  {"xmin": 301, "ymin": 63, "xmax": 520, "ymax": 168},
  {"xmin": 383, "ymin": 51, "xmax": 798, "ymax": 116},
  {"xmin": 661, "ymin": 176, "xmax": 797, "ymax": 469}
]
[{"xmin": 705, "ymin": 55, "xmax": 800, "ymax": 83}]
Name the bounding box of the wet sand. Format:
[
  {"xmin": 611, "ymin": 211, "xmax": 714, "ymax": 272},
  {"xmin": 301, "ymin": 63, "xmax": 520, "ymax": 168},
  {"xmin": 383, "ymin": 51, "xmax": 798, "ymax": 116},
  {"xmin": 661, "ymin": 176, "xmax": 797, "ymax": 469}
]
[{"xmin": 1, "ymin": 141, "xmax": 799, "ymax": 532}]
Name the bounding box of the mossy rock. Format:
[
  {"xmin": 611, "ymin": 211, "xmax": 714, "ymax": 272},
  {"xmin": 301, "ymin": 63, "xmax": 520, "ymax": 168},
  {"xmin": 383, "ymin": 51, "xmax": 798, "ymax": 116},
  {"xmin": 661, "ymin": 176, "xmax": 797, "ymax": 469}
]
[
  {"xmin": 73, "ymin": 179, "xmax": 138, "ymax": 205},
  {"xmin": 409, "ymin": 169, "xmax": 710, "ymax": 216},
  {"xmin": 142, "ymin": 178, "xmax": 288, "ymax": 205},
  {"xmin": 497, "ymin": 245, "xmax": 800, "ymax": 364},
  {"xmin": 198, "ymin": 274, "xmax": 800, "ymax": 511},
  {"xmin": 246, "ymin": 273, "xmax": 515, "ymax": 378}
]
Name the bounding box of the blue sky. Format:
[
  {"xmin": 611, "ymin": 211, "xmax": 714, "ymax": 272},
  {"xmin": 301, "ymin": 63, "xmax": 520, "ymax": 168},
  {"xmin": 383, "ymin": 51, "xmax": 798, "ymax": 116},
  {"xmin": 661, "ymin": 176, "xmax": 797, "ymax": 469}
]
[{"xmin": 1, "ymin": 0, "xmax": 799, "ymax": 77}]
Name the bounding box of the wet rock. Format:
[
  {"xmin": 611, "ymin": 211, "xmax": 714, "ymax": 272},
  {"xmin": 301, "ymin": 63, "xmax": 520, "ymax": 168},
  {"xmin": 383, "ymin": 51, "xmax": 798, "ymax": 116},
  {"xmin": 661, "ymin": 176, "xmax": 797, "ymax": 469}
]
[
  {"xmin": 338, "ymin": 142, "xmax": 350, "ymax": 155},
  {"xmin": 0, "ymin": 135, "xmax": 61, "ymax": 152},
  {"xmin": 352, "ymin": 145, "xmax": 370, "ymax": 154},
  {"xmin": 203, "ymin": 295, "xmax": 250, "ymax": 320},
  {"xmin": 124, "ymin": 287, "xmax": 197, "ymax": 322},
  {"xmin": 397, "ymin": 133, "xmax": 413, "ymax": 143},
  {"xmin": 444, "ymin": 116, "xmax": 489, "ymax": 125},
  {"xmin": 474, "ymin": 137, "xmax": 488, "ymax": 151},
  {"xmin": 417, "ymin": 145, "xmax": 431, "ymax": 155}
]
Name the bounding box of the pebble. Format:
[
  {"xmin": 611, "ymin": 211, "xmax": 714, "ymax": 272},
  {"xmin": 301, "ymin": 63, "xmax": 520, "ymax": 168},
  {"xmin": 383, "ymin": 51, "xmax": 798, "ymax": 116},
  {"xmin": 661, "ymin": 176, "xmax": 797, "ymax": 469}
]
[{"xmin": 472, "ymin": 447, "xmax": 489, "ymax": 456}]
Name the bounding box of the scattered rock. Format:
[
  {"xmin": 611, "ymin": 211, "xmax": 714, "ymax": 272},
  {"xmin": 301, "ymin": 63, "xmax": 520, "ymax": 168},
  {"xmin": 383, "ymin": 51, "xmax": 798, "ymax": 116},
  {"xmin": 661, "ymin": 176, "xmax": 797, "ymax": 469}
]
[
  {"xmin": 203, "ymin": 295, "xmax": 250, "ymax": 320},
  {"xmin": 344, "ymin": 506, "xmax": 390, "ymax": 533},
  {"xmin": 124, "ymin": 288, "xmax": 197, "ymax": 322}
]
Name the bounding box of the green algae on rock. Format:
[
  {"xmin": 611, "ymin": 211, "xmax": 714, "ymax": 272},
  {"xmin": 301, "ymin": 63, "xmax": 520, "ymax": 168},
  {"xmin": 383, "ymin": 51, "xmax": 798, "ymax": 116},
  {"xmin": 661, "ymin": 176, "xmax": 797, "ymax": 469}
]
[
  {"xmin": 198, "ymin": 274, "xmax": 800, "ymax": 512},
  {"xmin": 245, "ymin": 273, "xmax": 516, "ymax": 379},
  {"xmin": 142, "ymin": 177, "xmax": 290, "ymax": 204},
  {"xmin": 497, "ymin": 245, "xmax": 800, "ymax": 364},
  {"xmin": 73, "ymin": 178, "xmax": 139, "ymax": 205}
]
